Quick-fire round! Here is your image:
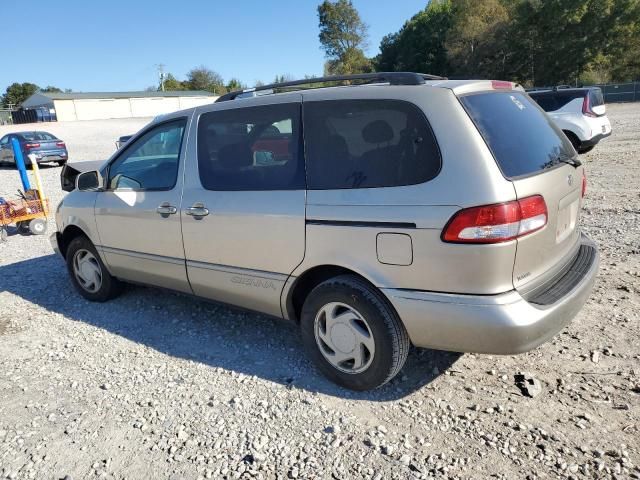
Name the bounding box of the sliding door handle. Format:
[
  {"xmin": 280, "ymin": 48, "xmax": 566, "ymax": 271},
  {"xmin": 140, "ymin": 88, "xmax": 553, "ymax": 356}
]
[{"xmin": 185, "ymin": 203, "xmax": 209, "ymax": 218}]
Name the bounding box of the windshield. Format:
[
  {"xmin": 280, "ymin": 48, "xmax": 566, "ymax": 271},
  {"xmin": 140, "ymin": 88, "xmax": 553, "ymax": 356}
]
[{"xmin": 461, "ymin": 92, "xmax": 576, "ymax": 178}]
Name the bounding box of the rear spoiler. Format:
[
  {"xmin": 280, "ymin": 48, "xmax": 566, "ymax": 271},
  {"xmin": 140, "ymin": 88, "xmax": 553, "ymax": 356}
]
[{"xmin": 60, "ymin": 160, "xmax": 105, "ymax": 192}]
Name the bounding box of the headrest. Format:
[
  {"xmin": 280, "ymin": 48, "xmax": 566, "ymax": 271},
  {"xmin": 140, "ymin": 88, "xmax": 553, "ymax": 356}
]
[
  {"xmin": 362, "ymin": 120, "xmax": 394, "ymax": 144},
  {"xmin": 218, "ymin": 143, "xmax": 253, "ymax": 169}
]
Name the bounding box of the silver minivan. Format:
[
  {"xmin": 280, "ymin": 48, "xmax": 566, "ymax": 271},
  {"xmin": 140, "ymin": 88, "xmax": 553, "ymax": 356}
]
[{"xmin": 52, "ymin": 73, "xmax": 599, "ymax": 390}]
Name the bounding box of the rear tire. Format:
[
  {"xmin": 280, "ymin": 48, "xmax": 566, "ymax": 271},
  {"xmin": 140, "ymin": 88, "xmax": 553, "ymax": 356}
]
[
  {"xmin": 66, "ymin": 236, "xmax": 122, "ymax": 302},
  {"xmin": 578, "ymin": 145, "xmax": 595, "ymax": 154},
  {"xmin": 57, "ymin": 160, "xmax": 66, "ymax": 166},
  {"xmin": 300, "ymin": 274, "xmax": 410, "ymax": 391},
  {"xmin": 563, "ymin": 130, "xmax": 581, "ymax": 151}
]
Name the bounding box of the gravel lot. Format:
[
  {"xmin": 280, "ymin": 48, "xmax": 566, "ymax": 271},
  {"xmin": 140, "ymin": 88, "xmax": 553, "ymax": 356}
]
[{"xmin": 1, "ymin": 105, "xmax": 638, "ymax": 480}]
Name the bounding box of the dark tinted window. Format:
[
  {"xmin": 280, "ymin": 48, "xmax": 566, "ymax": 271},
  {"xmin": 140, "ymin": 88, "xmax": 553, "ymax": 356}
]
[
  {"xmin": 461, "ymin": 92, "xmax": 575, "ymax": 178},
  {"xmin": 197, "ymin": 103, "xmax": 304, "ymax": 191},
  {"xmin": 590, "ymin": 88, "xmax": 604, "ymax": 106},
  {"xmin": 529, "ymin": 94, "xmax": 558, "ymax": 112},
  {"xmin": 304, "ymin": 100, "xmax": 440, "ymax": 189},
  {"xmin": 108, "ymin": 119, "xmax": 186, "ymax": 190}
]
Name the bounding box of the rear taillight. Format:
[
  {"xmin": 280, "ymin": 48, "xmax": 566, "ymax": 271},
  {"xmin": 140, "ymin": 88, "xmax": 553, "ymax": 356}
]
[
  {"xmin": 56, "ymin": 141, "xmax": 65, "ymax": 148},
  {"xmin": 442, "ymin": 195, "xmax": 548, "ymax": 244},
  {"xmin": 582, "ymin": 95, "xmax": 596, "ymax": 118},
  {"xmin": 581, "ymin": 171, "xmax": 587, "ymax": 198},
  {"xmin": 24, "ymin": 142, "xmax": 40, "ymax": 149}
]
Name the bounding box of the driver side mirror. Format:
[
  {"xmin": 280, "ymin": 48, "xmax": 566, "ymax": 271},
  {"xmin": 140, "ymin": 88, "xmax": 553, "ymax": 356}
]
[{"xmin": 76, "ymin": 170, "xmax": 103, "ymax": 191}]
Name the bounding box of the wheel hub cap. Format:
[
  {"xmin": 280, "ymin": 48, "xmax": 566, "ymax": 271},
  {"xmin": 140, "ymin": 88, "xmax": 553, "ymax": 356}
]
[
  {"xmin": 73, "ymin": 249, "xmax": 102, "ymax": 293},
  {"xmin": 330, "ymin": 323, "xmax": 356, "ymax": 353},
  {"xmin": 314, "ymin": 302, "xmax": 375, "ymax": 374}
]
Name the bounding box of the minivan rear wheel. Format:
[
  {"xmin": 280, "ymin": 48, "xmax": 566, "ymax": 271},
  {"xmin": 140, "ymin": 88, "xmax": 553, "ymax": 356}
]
[
  {"xmin": 300, "ymin": 275, "xmax": 410, "ymax": 390},
  {"xmin": 66, "ymin": 236, "xmax": 122, "ymax": 302}
]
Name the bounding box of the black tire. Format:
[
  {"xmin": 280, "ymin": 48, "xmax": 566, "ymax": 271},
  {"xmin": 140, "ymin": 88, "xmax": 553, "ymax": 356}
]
[
  {"xmin": 66, "ymin": 235, "xmax": 122, "ymax": 302},
  {"xmin": 17, "ymin": 221, "xmax": 30, "ymax": 234},
  {"xmin": 563, "ymin": 130, "xmax": 581, "ymax": 151},
  {"xmin": 28, "ymin": 218, "xmax": 47, "ymax": 235},
  {"xmin": 300, "ymin": 274, "xmax": 410, "ymax": 391},
  {"xmin": 57, "ymin": 160, "xmax": 66, "ymax": 166},
  {"xmin": 578, "ymin": 145, "xmax": 595, "ymax": 154}
]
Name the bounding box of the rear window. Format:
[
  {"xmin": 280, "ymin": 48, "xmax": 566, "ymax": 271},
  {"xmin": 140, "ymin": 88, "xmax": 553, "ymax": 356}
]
[
  {"xmin": 304, "ymin": 100, "xmax": 441, "ymax": 189},
  {"xmin": 461, "ymin": 92, "xmax": 575, "ymax": 178}
]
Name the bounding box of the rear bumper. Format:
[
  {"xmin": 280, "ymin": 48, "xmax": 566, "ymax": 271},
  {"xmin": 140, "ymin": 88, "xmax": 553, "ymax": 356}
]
[{"xmin": 383, "ymin": 233, "xmax": 599, "ymax": 354}]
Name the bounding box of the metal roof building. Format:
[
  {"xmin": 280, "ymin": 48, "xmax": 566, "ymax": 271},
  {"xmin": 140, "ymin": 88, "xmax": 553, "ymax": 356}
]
[{"xmin": 21, "ymin": 90, "xmax": 218, "ymax": 122}]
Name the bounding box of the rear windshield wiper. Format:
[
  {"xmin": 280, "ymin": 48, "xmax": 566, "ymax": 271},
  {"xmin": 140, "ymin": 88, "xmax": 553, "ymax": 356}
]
[{"xmin": 555, "ymin": 152, "xmax": 581, "ymax": 168}]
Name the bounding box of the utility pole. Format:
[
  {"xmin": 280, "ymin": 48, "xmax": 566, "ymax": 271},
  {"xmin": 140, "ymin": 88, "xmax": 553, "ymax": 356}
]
[{"xmin": 156, "ymin": 64, "xmax": 166, "ymax": 91}]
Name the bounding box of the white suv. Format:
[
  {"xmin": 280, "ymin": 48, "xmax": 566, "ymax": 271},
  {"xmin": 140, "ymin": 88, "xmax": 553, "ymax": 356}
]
[{"xmin": 528, "ymin": 87, "xmax": 612, "ymax": 154}]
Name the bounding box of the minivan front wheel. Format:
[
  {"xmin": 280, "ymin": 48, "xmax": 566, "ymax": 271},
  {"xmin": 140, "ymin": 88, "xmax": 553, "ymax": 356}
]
[
  {"xmin": 66, "ymin": 236, "xmax": 122, "ymax": 302},
  {"xmin": 301, "ymin": 275, "xmax": 410, "ymax": 390}
]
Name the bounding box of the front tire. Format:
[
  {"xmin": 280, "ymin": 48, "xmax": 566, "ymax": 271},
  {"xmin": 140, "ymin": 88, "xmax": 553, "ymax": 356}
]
[
  {"xmin": 300, "ymin": 275, "xmax": 410, "ymax": 391},
  {"xmin": 66, "ymin": 236, "xmax": 122, "ymax": 302}
]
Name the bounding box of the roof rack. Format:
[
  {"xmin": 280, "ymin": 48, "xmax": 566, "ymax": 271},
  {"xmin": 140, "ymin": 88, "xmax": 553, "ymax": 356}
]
[{"xmin": 215, "ymin": 72, "xmax": 446, "ymax": 103}]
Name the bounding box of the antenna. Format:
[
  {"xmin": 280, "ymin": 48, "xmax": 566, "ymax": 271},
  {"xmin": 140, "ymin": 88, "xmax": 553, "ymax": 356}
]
[{"xmin": 156, "ymin": 64, "xmax": 166, "ymax": 91}]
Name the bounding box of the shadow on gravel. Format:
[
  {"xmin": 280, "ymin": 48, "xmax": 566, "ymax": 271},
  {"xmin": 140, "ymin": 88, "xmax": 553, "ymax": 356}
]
[{"xmin": 0, "ymin": 254, "xmax": 461, "ymax": 400}]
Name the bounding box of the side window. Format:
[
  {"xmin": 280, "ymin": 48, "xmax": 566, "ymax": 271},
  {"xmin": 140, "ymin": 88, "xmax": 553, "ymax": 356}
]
[
  {"xmin": 107, "ymin": 119, "xmax": 186, "ymax": 191},
  {"xmin": 197, "ymin": 103, "xmax": 304, "ymax": 191},
  {"xmin": 304, "ymin": 100, "xmax": 441, "ymax": 189},
  {"xmin": 0, "ymin": 136, "xmax": 8, "ymax": 145}
]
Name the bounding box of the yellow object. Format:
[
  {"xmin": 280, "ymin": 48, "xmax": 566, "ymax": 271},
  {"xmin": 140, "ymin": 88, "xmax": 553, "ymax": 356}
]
[{"xmin": 28, "ymin": 154, "xmax": 46, "ymax": 205}]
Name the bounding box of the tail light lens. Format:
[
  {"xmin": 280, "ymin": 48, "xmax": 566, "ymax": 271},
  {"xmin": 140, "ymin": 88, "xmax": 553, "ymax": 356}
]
[
  {"xmin": 582, "ymin": 94, "xmax": 596, "ymax": 118},
  {"xmin": 56, "ymin": 141, "xmax": 65, "ymax": 148},
  {"xmin": 491, "ymin": 80, "xmax": 513, "ymax": 90},
  {"xmin": 24, "ymin": 142, "xmax": 40, "ymax": 149},
  {"xmin": 581, "ymin": 171, "xmax": 587, "ymax": 198},
  {"xmin": 442, "ymin": 195, "xmax": 547, "ymax": 244}
]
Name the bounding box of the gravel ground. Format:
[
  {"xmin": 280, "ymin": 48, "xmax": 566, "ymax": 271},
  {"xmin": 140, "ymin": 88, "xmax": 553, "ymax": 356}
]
[{"xmin": 0, "ymin": 106, "xmax": 638, "ymax": 480}]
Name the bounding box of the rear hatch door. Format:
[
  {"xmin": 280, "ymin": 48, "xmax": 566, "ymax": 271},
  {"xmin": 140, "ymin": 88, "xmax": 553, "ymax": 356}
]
[{"xmin": 460, "ymin": 91, "xmax": 583, "ymax": 290}]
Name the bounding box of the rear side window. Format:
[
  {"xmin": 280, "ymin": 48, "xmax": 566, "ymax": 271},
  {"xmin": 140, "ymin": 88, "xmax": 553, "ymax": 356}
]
[
  {"xmin": 197, "ymin": 103, "xmax": 304, "ymax": 191},
  {"xmin": 590, "ymin": 89, "xmax": 604, "ymax": 106},
  {"xmin": 461, "ymin": 92, "xmax": 575, "ymax": 178},
  {"xmin": 304, "ymin": 100, "xmax": 440, "ymax": 189}
]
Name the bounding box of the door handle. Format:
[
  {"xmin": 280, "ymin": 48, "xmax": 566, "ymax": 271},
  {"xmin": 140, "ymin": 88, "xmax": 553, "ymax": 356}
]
[
  {"xmin": 185, "ymin": 203, "xmax": 209, "ymax": 218},
  {"xmin": 156, "ymin": 202, "xmax": 177, "ymax": 215}
]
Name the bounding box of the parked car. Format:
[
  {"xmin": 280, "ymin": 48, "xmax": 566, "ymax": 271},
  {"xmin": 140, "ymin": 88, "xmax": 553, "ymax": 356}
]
[
  {"xmin": 527, "ymin": 87, "xmax": 612, "ymax": 154},
  {"xmin": 0, "ymin": 131, "xmax": 68, "ymax": 166},
  {"xmin": 51, "ymin": 73, "xmax": 599, "ymax": 391}
]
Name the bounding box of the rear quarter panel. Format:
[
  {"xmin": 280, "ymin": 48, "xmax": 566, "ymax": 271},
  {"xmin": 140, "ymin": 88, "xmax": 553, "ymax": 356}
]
[{"xmin": 289, "ymin": 86, "xmax": 518, "ymax": 298}]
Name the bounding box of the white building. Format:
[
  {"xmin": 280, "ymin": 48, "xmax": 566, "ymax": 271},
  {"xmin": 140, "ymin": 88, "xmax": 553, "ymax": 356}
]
[{"xmin": 21, "ymin": 90, "xmax": 218, "ymax": 122}]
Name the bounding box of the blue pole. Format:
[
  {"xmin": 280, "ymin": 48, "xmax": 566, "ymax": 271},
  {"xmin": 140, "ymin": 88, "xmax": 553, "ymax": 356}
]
[{"xmin": 11, "ymin": 137, "xmax": 31, "ymax": 191}]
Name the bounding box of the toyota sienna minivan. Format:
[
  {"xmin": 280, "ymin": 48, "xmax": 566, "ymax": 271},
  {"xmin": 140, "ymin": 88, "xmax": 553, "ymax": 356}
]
[{"xmin": 52, "ymin": 73, "xmax": 599, "ymax": 390}]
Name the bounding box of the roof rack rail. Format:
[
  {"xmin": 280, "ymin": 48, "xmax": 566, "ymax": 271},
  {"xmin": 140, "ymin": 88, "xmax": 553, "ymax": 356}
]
[{"xmin": 216, "ymin": 72, "xmax": 446, "ymax": 103}]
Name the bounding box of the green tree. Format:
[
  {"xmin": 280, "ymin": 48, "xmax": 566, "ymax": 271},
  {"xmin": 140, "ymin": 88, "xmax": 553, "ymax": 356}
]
[
  {"xmin": 185, "ymin": 66, "xmax": 226, "ymax": 94},
  {"xmin": 162, "ymin": 73, "xmax": 186, "ymax": 91},
  {"xmin": 1, "ymin": 82, "xmax": 39, "ymax": 107},
  {"xmin": 504, "ymin": 0, "xmax": 640, "ymax": 86},
  {"xmin": 445, "ymin": 0, "xmax": 510, "ymax": 78},
  {"xmin": 317, "ymin": 0, "xmax": 371, "ymax": 74},
  {"xmin": 42, "ymin": 85, "xmax": 63, "ymax": 93},
  {"xmin": 226, "ymin": 78, "xmax": 246, "ymax": 91},
  {"xmin": 375, "ymin": 1, "xmax": 453, "ymax": 76}
]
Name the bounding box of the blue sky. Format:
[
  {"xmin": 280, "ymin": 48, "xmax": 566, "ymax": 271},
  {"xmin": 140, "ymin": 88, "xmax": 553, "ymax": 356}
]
[{"xmin": 2, "ymin": 0, "xmax": 428, "ymax": 93}]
